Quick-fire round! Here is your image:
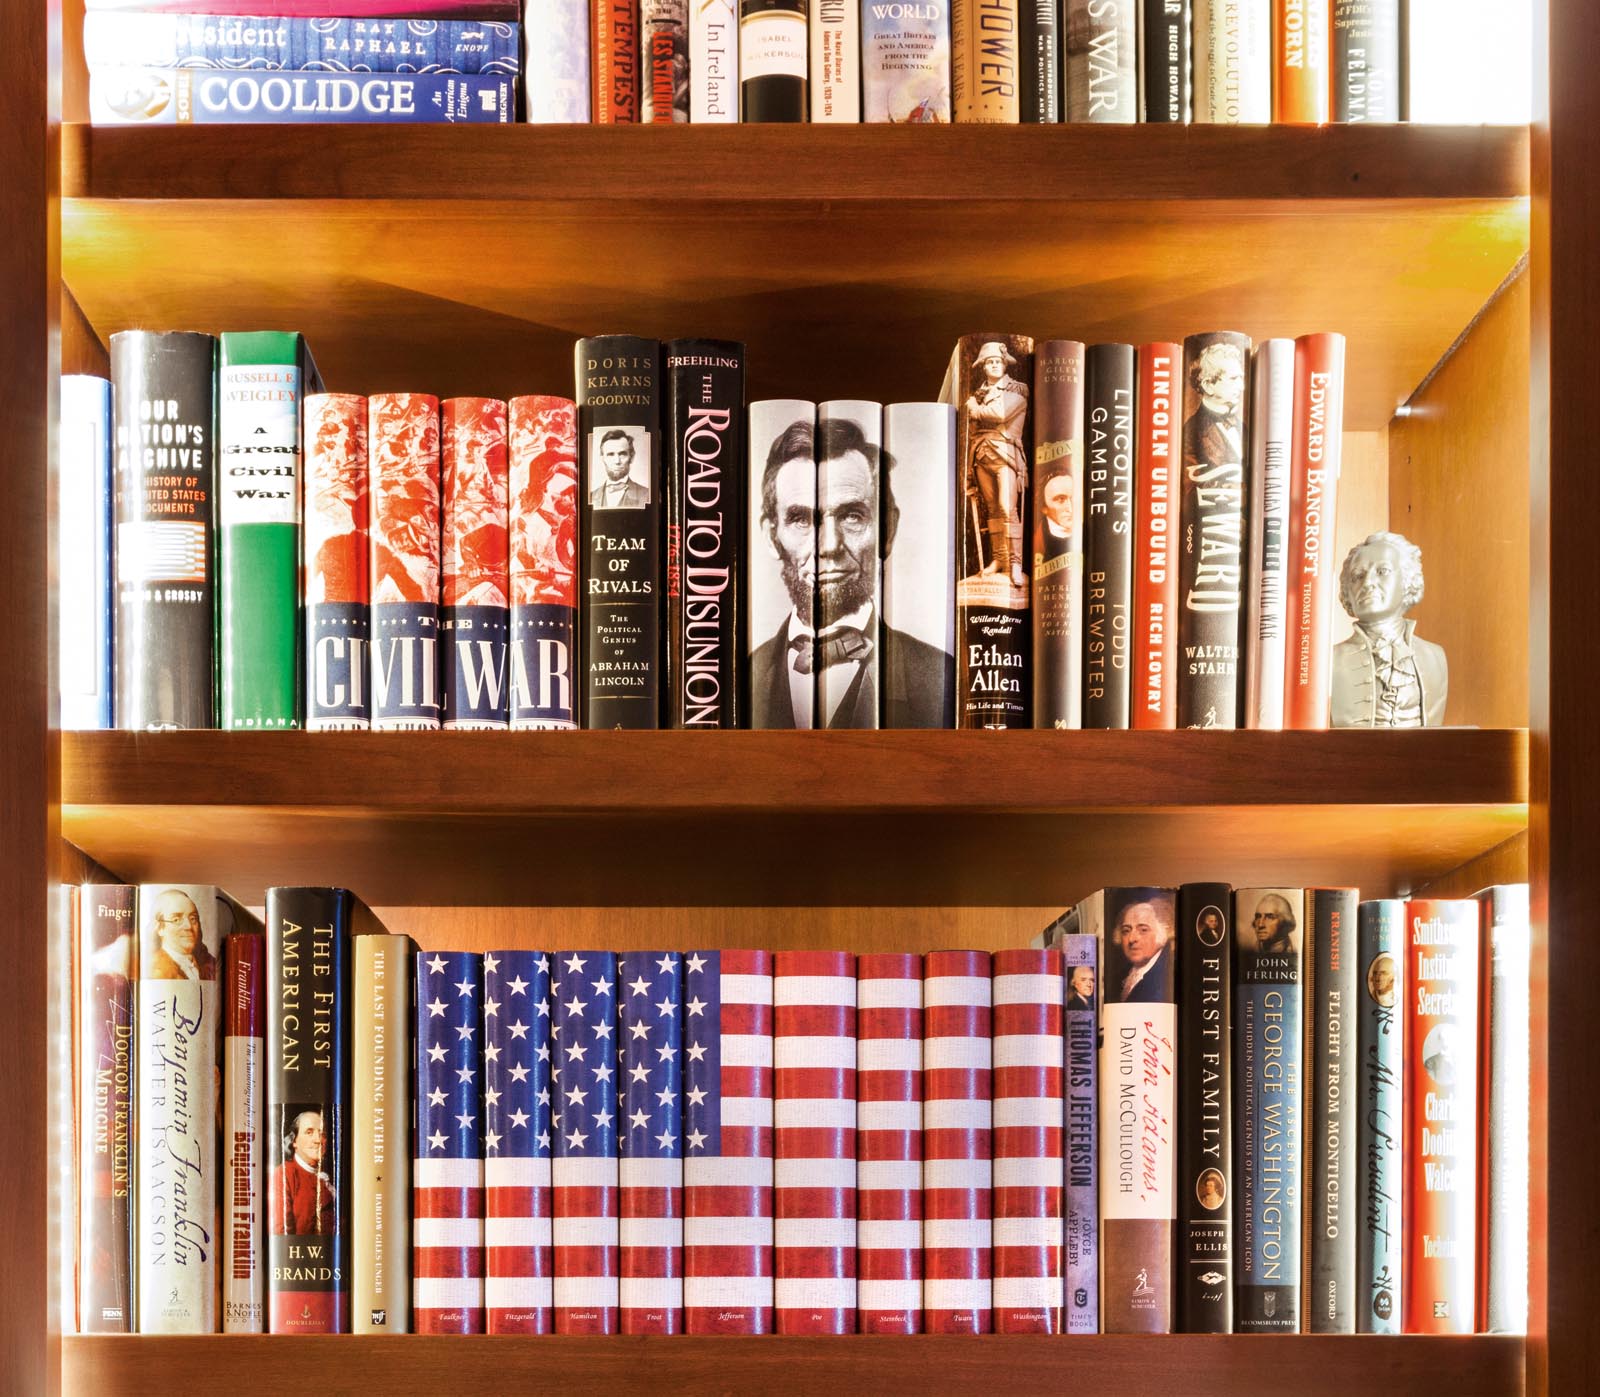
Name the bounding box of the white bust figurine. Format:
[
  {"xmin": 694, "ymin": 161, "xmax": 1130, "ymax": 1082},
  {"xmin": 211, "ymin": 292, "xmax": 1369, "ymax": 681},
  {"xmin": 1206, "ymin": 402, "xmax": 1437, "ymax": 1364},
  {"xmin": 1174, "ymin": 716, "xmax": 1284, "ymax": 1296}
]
[{"xmin": 1331, "ymin": 531, "xmax": 1447, "ymax": 728}]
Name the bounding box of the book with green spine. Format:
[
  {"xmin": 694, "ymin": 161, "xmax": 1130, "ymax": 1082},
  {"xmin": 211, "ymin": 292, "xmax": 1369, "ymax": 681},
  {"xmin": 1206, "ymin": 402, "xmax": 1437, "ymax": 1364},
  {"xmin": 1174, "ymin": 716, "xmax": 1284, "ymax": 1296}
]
[{"xmin": 219, "ymin": 331, "xmax": 320, "ymax": 729}]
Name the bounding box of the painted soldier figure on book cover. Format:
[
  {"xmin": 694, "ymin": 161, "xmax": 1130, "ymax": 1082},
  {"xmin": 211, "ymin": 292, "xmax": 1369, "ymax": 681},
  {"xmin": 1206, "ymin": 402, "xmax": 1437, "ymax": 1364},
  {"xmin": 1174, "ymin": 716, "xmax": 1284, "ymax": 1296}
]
[{"xmin": 960, "ymin": 339, "xmax": 1030, "ymax": 594}]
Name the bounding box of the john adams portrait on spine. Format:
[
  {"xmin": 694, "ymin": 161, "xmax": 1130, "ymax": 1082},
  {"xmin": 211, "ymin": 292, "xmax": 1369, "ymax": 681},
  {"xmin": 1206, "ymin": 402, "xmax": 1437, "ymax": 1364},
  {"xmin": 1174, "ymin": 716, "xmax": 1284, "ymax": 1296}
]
[
  {"xmin": 1104, "ymin": 889, "xmax": 1174, "ymax": 1005},
  {"xmin": 588, "ymin": 426, "xmax": 650, "ymax": 509}
]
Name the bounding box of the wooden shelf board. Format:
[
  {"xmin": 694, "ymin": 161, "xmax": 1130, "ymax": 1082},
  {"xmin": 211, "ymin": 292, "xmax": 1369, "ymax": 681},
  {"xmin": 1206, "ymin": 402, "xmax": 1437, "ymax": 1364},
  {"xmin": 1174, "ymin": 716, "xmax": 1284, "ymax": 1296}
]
[
  {"xmin": 62, "ymin": 1334, "xmax": 1525, "ymax": 1394},
  {"xmin": 61, "ymin": 729, "xmax": 1528, "ymax": 906},
  {"xmin": 59, "ymin": 125, "xmax": 1529, "ymax": 424}
]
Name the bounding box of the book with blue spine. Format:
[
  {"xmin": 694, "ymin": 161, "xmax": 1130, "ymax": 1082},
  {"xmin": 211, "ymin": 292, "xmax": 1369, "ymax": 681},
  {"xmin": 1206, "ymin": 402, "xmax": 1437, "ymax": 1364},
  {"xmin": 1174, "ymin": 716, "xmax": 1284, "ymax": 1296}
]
[
  {"xmin": 60, "ymin": 374, "xmax": 114, "ymax": 731},
  {"xmin": 84, "ymin": 14, "xmax": 519, "ymax": 72},
  {"xmin": 90, "ymin": 68, "xmax": 514, "ymax": 123},
  {"xmin": 1355, "ymin": 898, "xmax": 1403, "ymax": 1334}
]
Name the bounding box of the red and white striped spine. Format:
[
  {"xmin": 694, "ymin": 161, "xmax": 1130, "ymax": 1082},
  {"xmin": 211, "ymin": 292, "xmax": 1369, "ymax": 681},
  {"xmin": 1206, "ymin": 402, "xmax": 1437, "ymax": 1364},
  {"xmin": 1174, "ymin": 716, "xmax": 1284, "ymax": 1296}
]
[
  {"xmin": 991, "ymin": 949, "xmax": 1065, "ymax": 1333},
  {"xmin": 922, "ymin": 950, "xmax": 992, "ymax": 1334},
  {"xmin": 856, "ymin": 953, "xmax": 922, "ymax": 1334},
  {"xmin": 773, "ymin": 950, "xmax": 858, "ymax": 1334}
]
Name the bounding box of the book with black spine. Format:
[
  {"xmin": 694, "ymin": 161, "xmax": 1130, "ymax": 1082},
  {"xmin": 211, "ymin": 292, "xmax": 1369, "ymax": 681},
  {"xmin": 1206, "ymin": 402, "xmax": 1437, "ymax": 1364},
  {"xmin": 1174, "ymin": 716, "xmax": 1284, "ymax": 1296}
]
[
  {"xmin": 576, "ymin": 335, "xmax": 664, "ymax": 728},
  {"xmin": 1031, "ymin": 341, "xmax": 1086, "ymax": 729},
  {"xmin": 1355, "ymin": 898, "xmax": 1403, "ymax": 1334},
  {"xmin": 1332, "ymin": 0, "xmax": 1399, "ymax": 121},
  {"xmin": 1307, "ymin": 888, "xmax": 1359, "ymax": 1332},
  {"xmin": 1083, "ymin": 343, "xmax": 1134, "ymax": 729},
  {"xmin": 740, "ymin": 0, "xmax": 807, "ymax": 119},
  {"xmin": 1018, "ymin": 0, "xmax": 1058, "ymax": 121},
  {"xmin": 665, "ymin": 339, "xmax": 746, "ymax": 728},
  {"xmin": 1141, "ymin": 0, "xmax": 1189, "ymax": 120},
  {"xmin": 1177, "ymin": 882, "xmax": 1232, "ymax": 1333},
  {"xmin": 110, "ymin": 330, "xmax": 218, "ymax": 730}
]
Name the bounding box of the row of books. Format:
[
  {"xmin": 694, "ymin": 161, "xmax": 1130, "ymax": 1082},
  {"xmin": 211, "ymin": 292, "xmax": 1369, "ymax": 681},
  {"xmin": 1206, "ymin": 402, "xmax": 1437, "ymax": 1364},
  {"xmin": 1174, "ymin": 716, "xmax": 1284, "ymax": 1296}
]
[
  {"xmin": 62, "ymin": 326, "xmax": 1349, "ymax": 732},
  {"xmin": 82, "ymin": 0, "xmax": 1495, "ymax": 125},
  {"xmin": 72, "ymin": 879, "xmax": 1528, "ymax": 1335}
]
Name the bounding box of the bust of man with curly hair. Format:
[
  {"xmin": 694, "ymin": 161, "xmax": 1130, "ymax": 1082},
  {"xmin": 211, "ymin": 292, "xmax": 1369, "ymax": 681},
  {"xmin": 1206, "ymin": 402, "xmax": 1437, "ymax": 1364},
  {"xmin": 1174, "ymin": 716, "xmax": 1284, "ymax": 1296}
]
[{"xmin": 1331, "ymin": 531, "xmax": 1447, "ymax": 728}]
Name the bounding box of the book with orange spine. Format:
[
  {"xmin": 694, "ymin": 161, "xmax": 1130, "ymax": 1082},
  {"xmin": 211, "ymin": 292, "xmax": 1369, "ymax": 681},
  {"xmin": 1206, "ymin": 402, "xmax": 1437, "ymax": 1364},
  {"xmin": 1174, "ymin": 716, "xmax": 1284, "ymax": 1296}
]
[{"xmin": 1274, "ymin": 0, "xmax": 1330, "ymax": 123}]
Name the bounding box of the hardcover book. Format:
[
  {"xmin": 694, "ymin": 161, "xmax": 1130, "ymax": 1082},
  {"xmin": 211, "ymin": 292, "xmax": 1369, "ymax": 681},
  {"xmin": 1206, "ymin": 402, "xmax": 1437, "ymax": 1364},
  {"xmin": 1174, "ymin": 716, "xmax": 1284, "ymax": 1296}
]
[
  {"xmin": 1192, "ymin": 0, "xmax": 1269, "ymax": 121},
  {"xmin": 815, "ymin": 401, "xmax": 883, "ymax": 729},
  {"xmin": 862, "ymin": 0, "xmax": 949, "ymax": 120},
  {"xmin": 950, "ymin": 0, "xmax": 1017, "ymax": 121},
  {"xmin": 369, "ymin": 393, "xmax": 441, "ymax": 730},
  {"xmin": 304, "ymin": 393, "xmax": 369, "ymax": 730},
  {"xmin": 1064, "ymin": 0, "xmax": 1135, "ymax": 121},
  {"xmin": 354, "ymin": 931, "xmax": 413, "ymax": 1333},
  {"xmin": 508, "ymin": 395, "xmax": 579, "ymax": 729},
  {"xmin": 1478, "ymin": 884, "xmax": 1530, "ymax": 1333},
  {"xmin": 1176, "ymin": 883, "xmax": 1232, "ymax": 1333},
  {"xmin": 91, "ymin": 68, "xmax": 514, "ymax": 122},
  {"xmin": 1332, "ymin": 0, "xmax": 1399, "ymax": 121},
  {"xmin": 990, "ymin": 949, "xmax": 1064, "ymax": 1333},
  {"xmin": 1274, "ymin": 0, "xmax": 1331, "ymax": 123},
  {"xmin": 76, "ymin": 883, "xmax": 135, "ymax": 1332},
  {"xmin": 1142, "ymin": 0, "xmax": 1190, "ymax": 120},
  {"xmin": 1083, "ymin": 343, "xmax": 1134, "ymax": 729},
  {"xmin": 1018, "ymin": 0, "xmax": 1057, "ymax": 121},
  {"xmin": 641, "ymin": 0, "xmax": 690, "ymax": 119},
  {"xmin": 441, "ymin": 396, "xmax": 510, "ymax": 730},
  {"xmin": 1234, "ymin": 886, "xmax": 1305, "ymax": 1332},
  {"xmin": 881, "ymin": 403, "xmax": 957, "ymax": 727},
  {"xmin": 266, "ymin": 887, "xmax": 352, "ymax": 1333},
  {"xmin": 941, "ymin": 334, "xmax": 1034, "ymax": 728},
  {"xmin": 666, "ymin": 340, "xmax": 746, "ymax": 728},
  {"xmin": 690, "ymin": 0, "xmax": 739, "ymax": 119},
  {"xmin": 1355, "ymin": 898, "xmax": 1403, "ymax": 1334},
  {"xmin": 219, "ymin": 330, "xmax": 314, "ymax": 731},
  {"xmin": 1178, "ymin": 330, "xmax": 1251, "ymax": 729},
  {"xmin": 576, "ymin": 335, "xmax": 664, "ymax": 729},
  {"xmin": 1243, "ymin": 339, "xmax": 1293, "ymax": 730},
  {"xmin": 1031, "ymin": 341, "xmax": 1086, "ymax": 729},
  {"xmin": 856, "ymin": 953, "xmax": 923, "ymax": 1333},
  {"xmin": 592, "ymin": 0, "xmax": 640, "ymax": 119},
  {"xmin": 810, "ymin": 0, "xmax": 861, "ymax": 119},
  {"xmin": 1306, "ymin": 888, "xmax": 1359, "ymax": 1331},
  {"xmin": 748, "ymin": 399, "xmax": 818, "ymax": 729},
  {"xmin": 1061, "ymin": 931, "xmax": 1098, "ymax": 1334},
  {"xmin": 682, "ymin": 949, "xmax": 776, "ymax": 1334},
  {"xmin": 60, "ymin": 375, "xmax": 114, "ymax": 730},
  {"xmin": 223, "ymin": 931, "xmax": 267, "ymax": 1333},
  {"xmin": 111, "ymin": 330, "xmax": 217, "ymax": 731},
  {"xmin": 922, "ymin": 949, "xmax": 992, "ymax": 1333},
  {"xmin": 740, "ymin": 0, "xmax": 807, "ymax": 120},
  {"xmin": 87, "ymin": 0, "xmax": 521, "ymax": 15},
  {"xmin": 523, "ymin": 0, "xmax": 590, "ymax": 120},
  {"xmin": 1132, "ymin": 342, "xmax": 1180, "ymax": 729}
]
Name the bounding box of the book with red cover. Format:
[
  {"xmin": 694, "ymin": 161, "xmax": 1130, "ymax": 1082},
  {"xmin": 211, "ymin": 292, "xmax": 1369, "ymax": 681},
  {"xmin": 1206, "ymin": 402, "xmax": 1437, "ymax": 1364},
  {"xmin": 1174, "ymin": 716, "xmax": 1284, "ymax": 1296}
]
[
  {"xmin": 1401, "ymin": 898, "xmax": 1480, "ymax": 1334},
  {"xmin": 1274, "ymin": 0, "xmax": 1330, "ymax": 123},
  {"xmin": 593, "ymin": 0, "xmax": 640, "ymax": 120},
  {"xmin": 1133, "ymin": 342, "xmax": 1182, "ymax": 728},
  {"xmin": 441, "ymin": 396, "xmax": 510, "ymax": 730},
  {"xmin": 304, "ymin": 393, "xmax": 369, "ymax": 731},
  {"xmin": 1283, "ymin": 332, "xmax": 1346, "ymax": 730}
]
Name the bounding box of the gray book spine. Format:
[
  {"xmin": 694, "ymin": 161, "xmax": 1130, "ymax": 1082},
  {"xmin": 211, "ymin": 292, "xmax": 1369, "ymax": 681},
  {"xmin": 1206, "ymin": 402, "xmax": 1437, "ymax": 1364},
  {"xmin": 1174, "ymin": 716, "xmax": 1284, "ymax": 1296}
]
[
  {"xmin": 1308, "ymin": 889, "xmax": 1359, "ymax": 1332},
  {"xmin": 1332, "ymin": 0, "xmax": 1400, "ymax": 121},
  {"xmin": 1063, "ymin": 931, "xmax": 1098, "ymax": 1333}
]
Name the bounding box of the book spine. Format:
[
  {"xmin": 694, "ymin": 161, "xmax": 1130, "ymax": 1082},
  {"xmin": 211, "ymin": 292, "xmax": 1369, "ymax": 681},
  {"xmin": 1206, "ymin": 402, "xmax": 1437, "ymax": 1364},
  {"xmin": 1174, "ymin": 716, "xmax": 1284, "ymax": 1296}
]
[
  {"xmin": 354, "ymin": 933, "xmax": 412, "ymax": 1333},
  {"xmin": 1132, "ymin": 343, "xmax": 1181, "ymax": 729},
  {"xmin": 218, "ymin": 331, "xmax": 304, "ymax": 731},
  {"xmin": 1308, "ymin": 888, "xmax": 1359, "ymax": 1331},
  {"xmin": 87, "ymin": 0, "xmax": 522, "ymax": 17},
  {"xmin": 666, "ymin": 340, "xmax": 746, "ymax": 728},
  {"xmin": 1274, "ymin": 0, "xmax": 1330, "ymax": 122},
  {"xmin": 414, "ymin": 950, "xmax": 486, "ymax": 1333},
  {"xmin": 523, "ymin": 0, "xmax": 591, "ymax": 120},
  {"xmin": 1065, "ymin": 0, "xmax": 1136, "ymax": 121},
  {"xmin": 1284, "ymin": 332, "xmax": 1345, "ymax": 730},
  {"xmin": 92, "ymin": 68, "xmax": 514, "ymax": 121},
  {"xmin": 991, "ymin": 949, "xmax": 1064, "ymax": 1332},
  {"xmin": 618, "ymin": 951, "xmax": 685, "ymax": 1334},
  {"xmin": 1332, "ymin": 0, "xmax": 1399, "ymax": 121},
  {"xmin": 881, "ymin": 403, "xmax": 956, "ymax": 727},
  {"xmin": 640, "ymin": 0, "xmax": 689, "ymax": 119},
  {"xmin": 856, "ymin": 953, "xmax": 922, "ymax": 1333},
  {"xmin": 368, "ymin": 393, "xmax": 441, "ymax": 730},
  {"xmin": 111, "ymin": 330, "xmax": 217, "ymax": 731},
  {"xmin": 747, "ymin": 399, "xmax": 818, "ymax": 729},
  {"xmin": 1177, "ymin": 883, "xmax": 1232, "ymax": 1333},
  {"xmin": 1233, "ymin": 886, "xmax": 1304, "ymax": 1332},
  {"xmin": 83, "ymin": 15, "xmax": 521, "ymax": 73},
  {"xmin": 136, "ymin": 883, "xmax": 222, "ymax": 1332},
  {"xmin": 814, "ymin": 401, "xmax": 882, "ymax": 729},
  {"xmin": 690, "ymin": 0, "xmax": 739, "ymax": 119},
  {"xmin": 1479, "ymin": 884, "xmax": 1529, "ymax": 1333},
  {"xmin": 223, "ymin": 933, "xmax": 267, "ymax": 1333},
  {"xmin": 60, "ymin": 375, "xmax": 114, "ymax": 730},
  {"xmin": 1402, "ymin": 899, "xmax": 1480, "ymax": 1334},
  {"xmin": 862, "ymin": 0, "xmax": 950, "ymax": 120},
  {"xmin": 1031, "ymin": 341, "xmax": 1086, "ymax": 729},
  {"xmin": 740, "ymin": 0, "xmax": 807, "ymax": 120},
  {"xmin": 593, "ymin": 0, "xmax": 640, "ymax": 119},
  {"xmin": 1355, "ymin": 898, "xmax": 1403, "ymax": 1334},
  {"xmin": 1141, "ymin": 0, "xmax": 1189, "ymax": 120},
  {"xmin": 304, "ymin": 393, "xmax": 370, "ymax": 731},
  {"xmin": 1178, "ymin": 330, "xmax": 1251, "ymax": 729},
  {"xmin": 440, "ymin": 397, "xmax": 510, "ymax": 730},
  {"xmin": 577, "ymin": 336, "xmax": 664, "ymax": 728},
  {"xmin": 1083, "ymin": 343, "xmax": 1134, "ymax": 730},
  {"xmin": 1017, "ymin": 0, "xmax": 1057, "ymax": 121},
  {"xmin": 483, "ymin": 949, "xmax": 554, "ymax": 1334},
  {"xmin": 1243, "ymin": 340, "xmax": 1294, "ymax": 730},
  {"xmin": 550, "ymin": 951, "xmax": 620, "ymax": 1333},
  {"xmin": 944, "ymin": 334, "xmax": 1034, "ymax": 728},
  {"xmin": 507, "ymin": 396, "xmax": 579, "ymax": 729},
  {"xmin": 266, "ymin": 887, "xmax": 352, "ymax": 1333},
  {"xmin": 1061, "ymin": 932, "xmax": 1097, "ymax": 1333},
  {"xmin": 682, "ymin": 949, "xmax": 775, "ymax": 1334},
  {"xmin": 1192, "ymin": 0, "xmax": 1270, "ymax": 121},
  {"xmin": 77, "ymin": 884, "xmax": 135, "ymax": 1333},
  {"xmin": 950, "ymin": 0, "xmax": 1017, "ymax": 120},
  {"xmin": 809, "ymin": 0, "xmax": 860, "ymax": 119}
]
